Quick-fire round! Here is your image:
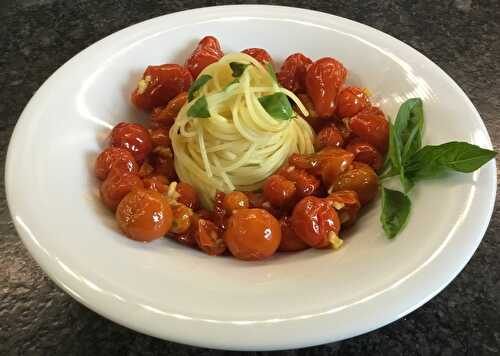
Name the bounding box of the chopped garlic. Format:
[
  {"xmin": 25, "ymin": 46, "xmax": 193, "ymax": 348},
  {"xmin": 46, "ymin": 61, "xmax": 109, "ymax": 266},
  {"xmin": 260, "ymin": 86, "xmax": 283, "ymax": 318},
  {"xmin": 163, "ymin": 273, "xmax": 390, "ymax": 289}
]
[
  {"xmin": 363, "ymin": 87, "xmax": 372, "ymax": 97},
  {"xmin": 154, "ymin": 146, "xmax": 173, "ymax": 158},
  {"xmin": 286, "ymin": 166, "xmax": 295, "ymax": 173},
  {"xmin": 328, "ymin": 231, "xmax": 343, "ymax": 250},
  {"xmin": 136, "ymin": 75, "xmax": 152, "ymax": 95},
  {"xmin": 332, "ymin": 201, "xmax": 345, "ymax": 210},
  {"xmin": 327, "ymin": 185, "xmax": 334, "ymax": 194},
  {"xmin": 166, "ymin": 181, "xmax": 180, "ymax": 205}
]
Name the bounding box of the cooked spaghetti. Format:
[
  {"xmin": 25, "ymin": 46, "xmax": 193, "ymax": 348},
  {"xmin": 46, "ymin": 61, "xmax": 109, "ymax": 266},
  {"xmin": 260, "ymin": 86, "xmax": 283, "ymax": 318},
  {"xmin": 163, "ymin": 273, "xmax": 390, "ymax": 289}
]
[{"xmin": 169, "ymin": 53, "xmax": 315, "ymax": 208}]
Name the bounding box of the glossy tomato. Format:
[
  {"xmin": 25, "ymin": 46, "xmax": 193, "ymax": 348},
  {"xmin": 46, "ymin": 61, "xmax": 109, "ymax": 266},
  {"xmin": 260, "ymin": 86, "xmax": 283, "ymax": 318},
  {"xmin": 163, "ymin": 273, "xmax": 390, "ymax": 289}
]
[
  {"xmin": 278, "ymin": 53, "xmax": 312, "ymax": 93},
  {"xmin": 110, "ymin": 122, "xmax": 152, "ymax": 162},
  {"xmin": 186, "ymin": 36, "xmax": 224, "ymax": 78}
]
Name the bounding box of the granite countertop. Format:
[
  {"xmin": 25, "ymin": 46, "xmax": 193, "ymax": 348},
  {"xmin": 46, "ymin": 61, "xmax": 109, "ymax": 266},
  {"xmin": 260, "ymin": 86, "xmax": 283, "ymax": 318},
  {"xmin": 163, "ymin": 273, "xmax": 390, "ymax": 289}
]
[{"xmin": 0, "ymin": 1, "xmax": 498, "ymax": 355}]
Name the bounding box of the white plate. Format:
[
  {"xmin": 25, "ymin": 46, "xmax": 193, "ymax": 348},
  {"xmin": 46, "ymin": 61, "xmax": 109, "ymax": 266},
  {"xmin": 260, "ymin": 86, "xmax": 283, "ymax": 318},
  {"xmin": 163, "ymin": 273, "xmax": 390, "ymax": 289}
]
[{"xmin": 6, "ymin": 5, "xmax": 496, "ymax": 351}]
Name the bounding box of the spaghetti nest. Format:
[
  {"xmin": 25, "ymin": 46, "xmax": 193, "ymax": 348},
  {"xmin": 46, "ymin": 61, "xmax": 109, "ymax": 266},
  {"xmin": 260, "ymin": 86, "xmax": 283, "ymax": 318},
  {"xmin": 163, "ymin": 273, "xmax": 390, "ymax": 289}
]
[{"xmin": 170, "ymin": 53, "xmax": 315, "ymax": 208}]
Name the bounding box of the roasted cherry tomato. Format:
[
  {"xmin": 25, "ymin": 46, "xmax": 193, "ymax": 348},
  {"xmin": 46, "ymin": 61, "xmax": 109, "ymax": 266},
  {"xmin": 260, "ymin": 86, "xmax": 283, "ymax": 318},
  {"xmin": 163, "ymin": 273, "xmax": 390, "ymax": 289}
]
[
  {"xmin": 278, "ymin": 53, "xmax": 312, "ymax": 94},
  {"xmin": 327, "ymin": 190, "xmax": 361, "ymax": 227},
  {"xmin": 223, "ymin": 191, "xmax": 250, "ymax": 213},
  {"xmin": 100, "ymin": 171, "xmax": 144, "ymax": 210},
  {"xmin": 151, "ymin": 91, "xmax": 188, "ymax": 128},
  {"xmin": 95, "ymin": 147, "xmax": 138, "ymax": 180},
  {"xmin": 186, "ymin": 36, "xmax": 224, "ymax": 78},
  {"xmin": 212, "ymin": 191, "xmax": 227, "ymax": 230},
  {"xmin": 277, "ymin": 165, "xmax": 320, "ymax": 197},
  {"xmin": 171, "ymin": 203, "xmax": 193, "ymax": 234},
  {"xmin": 291, "ymin": 196, "xmax": 341, "ymax": 249},
  {"xmin": 131, "ymin": 64, "xmax": 192, "ymax": 111},
  {"xmin": 346, "ymin": 139, "xmax": 383, "ymax": 171},
  {"xmin": 336, "ymin": 86, "xmax": 371, "ymax": 118},
  {"xmin": 224, "ymin": 208, "xmax": 281, "ymax": 261},
  {"xmin": 278, "ymin": 216, "xmax": 309, "ymax": 252},
  {"xmin": 138, "ymin": 161, "xmax": 154, "ymax": 178},
  {"xmin": 116, "ymin": 188, "xmax": 172, "ymax": 242},
  {"xmin": 176, "ymin": 182, "xmax": 199, "ymax": 210},
  {"xmin": 289, "ymin": 148, "xmax": 354, "ymax": 181},
  {"xmin": 110, "ymin": 122, "xmax": 153, "ymax": 162},
  {"xmin": 329, "ymin": 162, "xmax": 379, "ymax": 205},
  {"xmin": 150, "ymin": 127, "xmax": 171, "ymax": 148},
  {"xmin": 195, "ymin": 218, "xmax": 226, "ymax": 256},
  {"xmin": 263, "ymin": 174, "xmax": 296, "ymax": 207},
  {"xmin": 169, "ymin": 228, "xmax": 197, "ymax": 247},
  {"xmin": 315, "ymin": 124, "xmax": 344, "ymax": 151},
  {"xmin": 348, "ymin": 106, "xmax": 389, "ymax": 153},
  {"xmin": 152, "ymin": 147, "xmax": 176, "ymax": 181},
  {"xmin": 143, "ymin": 174, "xmax": 169, "ymax": 193},
  {"xmin": 305, "ymin": 57, "xmax": 347, "ymax": 118},
  {"xmin": 241, "ymin": 48, "xmax": 272, "ymax": 64}
]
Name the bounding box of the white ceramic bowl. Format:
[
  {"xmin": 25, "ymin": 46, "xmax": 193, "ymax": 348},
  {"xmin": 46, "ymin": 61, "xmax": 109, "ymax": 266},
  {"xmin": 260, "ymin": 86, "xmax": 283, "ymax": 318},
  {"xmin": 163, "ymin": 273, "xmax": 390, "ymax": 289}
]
[{"xmin": 6, "ymin": 5, "xmax": 496, "ymax": 351}]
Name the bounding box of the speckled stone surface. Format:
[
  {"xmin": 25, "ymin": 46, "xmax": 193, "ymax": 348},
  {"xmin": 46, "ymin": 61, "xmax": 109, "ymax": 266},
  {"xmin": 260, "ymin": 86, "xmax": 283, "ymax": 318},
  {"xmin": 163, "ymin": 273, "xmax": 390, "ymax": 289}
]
[{"xmin": 0, "ymin": 0, "xmax": 499, "ymax": 355}]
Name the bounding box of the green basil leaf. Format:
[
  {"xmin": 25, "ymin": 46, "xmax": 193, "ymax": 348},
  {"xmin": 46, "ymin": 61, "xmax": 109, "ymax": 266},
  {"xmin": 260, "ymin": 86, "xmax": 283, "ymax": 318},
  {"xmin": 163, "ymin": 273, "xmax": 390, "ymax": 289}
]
[
  {"xmin": 258, "ymin": 92, "xmax": 292, "ymax": 120},
  {"xmin": 223, "ymin": 78, "xmax": 240, "ymax": 91},
  {"xmin": 386, "ymin": 120, "xmax": 403, "ymax": 173},
  {"xmin": 380, "ymin": 188, "xmax": 411, "ymax": 239},
  {"xmin": 187, "ymin": 74, "xmax": 212, "ymax": 102},
  {"xmin": 230, "ymin": 62, "xmax": 250, "ymax": 77},
  {"xmin": 266, "ymin": 63, "xmax": 277, "ymax": 82},
  {"xmin": 187, "ymin": 96, "xmax": 210, "ymax": 118},
  {"xmin": 395, "ymin": 98, "xmax": 424, "ymax": 163}
]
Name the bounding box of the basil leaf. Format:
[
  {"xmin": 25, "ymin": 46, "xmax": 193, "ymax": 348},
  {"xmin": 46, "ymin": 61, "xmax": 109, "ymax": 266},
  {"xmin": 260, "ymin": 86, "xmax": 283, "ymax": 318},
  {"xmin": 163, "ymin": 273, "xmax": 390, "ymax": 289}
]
[
  {"xmin": 385, "ymin": 120, "xmax": 403, "ymax": 174},
  {"xmin": 258, "ymin": 92, "xmax": 292, "ymax": 120},
  {"xmin": 380, "ymin": 188, "xmax": 411, "ymax": 239},
  {"xmin": 230, "ymin": 62, "xmax": 249, "ymax": 77},
  {"xmin": 187, "ymin": 96, "xmax": 210, "ymax": 118},
  {"xmin": 266, "ymin": 63, "xmax": 277, "ymax": 82},
  {"xmin": 223, "ymin": 78, "xmax": 239, "ymax": 91},
  {"xmin": 187, "ymin": 74, "xmax": 212, "ymax": 102},
  {"xmin": 405, "ymin": 141, "xmax": 496, "ymax": 181},
  {"xmin": 395, "ymin": 98, "xmax": 424, "ymax": 163}
]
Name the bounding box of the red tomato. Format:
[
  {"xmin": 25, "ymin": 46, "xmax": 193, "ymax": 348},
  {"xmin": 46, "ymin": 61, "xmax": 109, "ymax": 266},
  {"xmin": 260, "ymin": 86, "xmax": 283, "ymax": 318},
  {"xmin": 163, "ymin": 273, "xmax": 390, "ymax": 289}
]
[
  {"xmin": 314, "ymin": 124, "xmax": 344, "ymax": 151},
  {"xmin": 263, "ymin": 174, "xmax": 296, "ymax": 207},
  {"xmin": 110, "ymin": 122, "xmax": 153, "ymax": 162},
  {"xmin": 131, "ymin": 64, "xmax": 192, "ymax": 111},
  {"xmin": 211, "ymin": 191, "xmax": 227, "ymax": 230},
  {"xmin": 346, "ymin": 139, "xmax": 383, "ymax": 171},
  {"xmin": 195, "ymin": 218, "xmax": 226, "ymax": 256},
  {"xmin": 176, "ymin": 182, "xmax": 199, "ymax": 210},
  {"xmin": 241, "ymin": 48, "xmax": 272, "ymax": 64},
  {"xmin": 278, "ymin": 216, "xmax": 309, "ymax": 252},
  {"xmin": 278, "ymin": 53, "xmax": 312, "ymax": 94},
  {"xmin": 94, "ymin": 147, "xmax": 138, "ymax": 180},
  {"xmin": 223, "ymin": 191, "xmax": 250, "ymax": 213},
  {"xmin": 288, "ymin": 148, "xmax": 354, "ymax": 182},
  {"xmin": 143, "ymin": 174, "xmax": 169, "ymax": 193},
  {"xmin": 336, "ymin": 87, "xmax": 371, "ymax": 118},
  {"xmin": 329, "ymin": 162, "xmax": 379, "ymax": 205},
  {"xmin": 277, "ymin": 165, "xmax": 320, "ymax": 198},
  {"xmin": 296, "ymin": 94, "xmax": 324, "ymax": 132},
  {"xmin": 116, "ymin": 188, "xmax": 172, "ymax": 242},
  {"xmin": 305, "ymin": 57, "xmax": 347, "ymax": 118},
  {"xmin": 169, "ymin": 228, "xmax": 197, "ymax": 247},
  {"xmin": 150, "ymin": 91, "xmax": 188, "ymax": 128},
  {"xmin": 291, "ymin": 196, "xmax": 341, "ymax": 249},
  {"xmin": 100, "ymin": 171, "xmax": 144, "ymax": 210},
  {"xmin": 150, "ymin": 127, "xmax": 171, "ymax": 148},
  {"xmin": 348, "ymin": 106, "xmax": 389, "ymax": 153},
  {"xmin": 186, "ymin": 36, "xmax": 224, "ymax": 78},
  {"xmin": 138, "ymin": 161, "xmax": 154, "ymax": 178},
  {"xmin": 171, "ymin": 203, "xmax": 193, "ymax": 234},
  {"xmin": 327, "ymin": 190, "xmax": 361, "ymax": 227},
  {"xmin": 224, "ymin": 209, "xmax": 281, "ymax": 261}
]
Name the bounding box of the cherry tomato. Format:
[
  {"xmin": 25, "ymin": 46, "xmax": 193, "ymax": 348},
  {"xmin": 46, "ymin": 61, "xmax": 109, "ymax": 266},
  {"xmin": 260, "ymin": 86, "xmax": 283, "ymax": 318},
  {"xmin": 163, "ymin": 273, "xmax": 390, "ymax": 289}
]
[
  {"xmin": 241, "ymin": 48, "xmax": 272, "ymax": 64},
  {"xmin": 336, "ymin": 86, "xmax": 371, "ymax": 118},
  {"xmin": 263, "ymin": 174, "xmax": 296, "ymax": 207},
  {"xmin": 151, "ymin": 92, "xmax": 188, "ymax": 128},
  {"xmin": 327, "ymin": 190, "xmax": 361, "ymax": 227},
  {"xmin": 110, "ymin": 122, "xmax": 153, "ymax": 162},
  {"xmin": 116, "ymin": 188, "xmax": 172, "ymax": 242},
  {"xmin": 131, "ymin": 64, "xmax": 192, "ymax": 111},
  {"xmin": 305, "ymin": 57, "xmax": 347, "ymax": 118},
  {"xmin": 278, "ymin": 53, "xmax": 312, "ymax": 94},
  {"xmin": 348, "ymin": 106, "xmax": 389, "ymax": 153},
  {"xmin": 138, "ymin": 161, "xmax": 154, "ymax": 178},
  {"xmin": 223, "ymin": 191, "xmax": 250, "ymax": 213},
  {"xmin": 171, "ymin": 203, "xmax": 193, "ymax": 234},
  {"xmin": 150, "ymin": 127, "xmax": 171, "ymax": 148},
  {"xmin": 329, "ymin": 162, "xmax": 379, "ymax": 205},
  {"xmin": 291, "ymin": 196, "xmax": 341, "ymax": 248},
  {"xmin": 315, "ymin": 124, "xmax": 344, "ymax": 151},
  {"xmin": 346, "ymin": 139, "xmax": 383, "ymax": 171},
  {"xmin": 289, "ymin": 148, "xmax": 354, "ymax": 180},
  {"xmin": 100, "ymin": 171, "xmax": 144, "ymax": 210},
  {"xmin": 176, "ymin": 182, "xmax": 199, "ymax": 210},
  {"xmin": 224, "ymin": 208, "xmax": 281, "ymax": 261},
  {"xmin": 143, "ymin": 174, "xmax": 169, "ymax": 193},
  {"xmin": 296, "ymin": 94, "xmax": 324, "ymax": 132},
  {"xmin": 186, "ymin": 36, "xmax": 224, "ymax": 78},
  {"xmin": 152, "ymin": 147, "xmax": 176, "ymax": 181},
  {"xmin": 278, "ymin": 216, "xmax": 309, "ymax": 252},
  {"xmin": 95, "ymin": 147, "xmax": 138, "ymax": 180},
  {"xmin": 212, "ymin": 191, "xmax": 227, "ymax": 230},
  {"xmin": 169, "ymin": 228, "xmax": 197, "ymax": 247},
  {"xmin": 246, "ymin": 192, "xmax": 281, "ymax": 218},
  {"xmin": 277, "ymin": 165, "xmax": 320, "ymax": 197},
  {"xmin": 195, "ymin": 218, "xmax": 226, "ymax": 256}
]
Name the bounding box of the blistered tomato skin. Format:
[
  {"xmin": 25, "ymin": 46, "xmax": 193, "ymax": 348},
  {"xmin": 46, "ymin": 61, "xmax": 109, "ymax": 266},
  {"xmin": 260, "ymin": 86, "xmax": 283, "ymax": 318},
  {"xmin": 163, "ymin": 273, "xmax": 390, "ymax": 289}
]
[
  {"xmin": 176, "ymin": 182, "xmax": 199, "ymax": 210},
  {"xmin": 263, "ymin": 174, "xmax": 296, "ymax": 207},
  {"xmin": 171, "ymin": 203, "xmax": 193, "ymax": 234},
  {"xmin": 95, "ymin": 147, "xmax": 138, "ymax": 180},
  {"xmin": 100, "ymin": 171, "xmax": 144, "ymax": 210},
  {"xmin": 224, "ymin": 209, "xmax": 281, "ymax": 261},
  {"xmin": 291, "ymin": 196, "xmax": 341, "ymax": 249},
  {"xmin": 278, "ymin": 216, "xmax": 309, "ymax": 252},
  {"xmin": 116, "ymin": 188, "xmax": 173, "ymax": 242},
  {"xmin": 329, "ymin": 162, "xmax": 379, "ymax": 205},
  {"xmin": 186, "ymin": 36, "xmax": 224, "ymax": 78},
  {"xmin": 336, "ymin": 87, "xmax": 371, "ymax": 118},
  {"xmin": 277, "ymin": 165, "xmax": 320, "ymax": 198},
  {"xmin": 110, "ymin": 123, "xmax": 153, "ymax": 162},
  {"xmin": 195, "ymin": 218, "xmax": 226, "ymax": 256},
  {"xmin": 241, "ymin": 48, "xmax": 272, "ymax": 64},
  {"xmin": 131, "ymin": 64, "xmax": 192, "ymax": 111},
  {"xmin": 278, "ymin": 53, "xmax": 313, "ymax": 94},
  {"xmin": 305, "ymin": 57, "xmax": 347, "ymax": 118},
  {"xmin": 327, "ymin": 190, "xmax": 361, "ymax": 227},
  {"xmin": 223, "ymin": 191, "xmax": 250, "ymax": 213},
  {"xmin": 315, "ymin": 124, "xmax": 344, "ymax": 151},
  {"xmin": 348, "ymin": 106, "xmax": 389, "ymax": 153},
  {"xmin": 346, "ymin": 140, "xmax": 383, "ymax": 171},
  {"xmin": 143, "ymin": 174, "xmax": 169, "ymax": 193},
  {"xmin": 150, "ymin": 127, "xmax": 171, "ymax": 148},
  {"xmin": 151, "ymin": 91, "xmax": 188, "ymax": 128}
]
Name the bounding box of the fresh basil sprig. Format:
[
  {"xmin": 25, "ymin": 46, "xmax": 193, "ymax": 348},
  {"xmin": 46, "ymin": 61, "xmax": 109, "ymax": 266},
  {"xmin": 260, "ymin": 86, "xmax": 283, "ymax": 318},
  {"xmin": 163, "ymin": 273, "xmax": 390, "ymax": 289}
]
[
  {"xmin": 380, "ymin": 188, "xmax": 411, "ymax": 239},
  {"xmin": 188, "ymin": 74, "xmax": 212, "ymax": 102},
  {"xmin": 258, "ymin": 92, "xmax": 292, "ymax": 120},
  {"xmin": 230, "ymin": 62, "xmax": 250, "ymax": 77},
  {"xmin": 187, "ymin": 96, "xmax": 210, "ymax": 118}
]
